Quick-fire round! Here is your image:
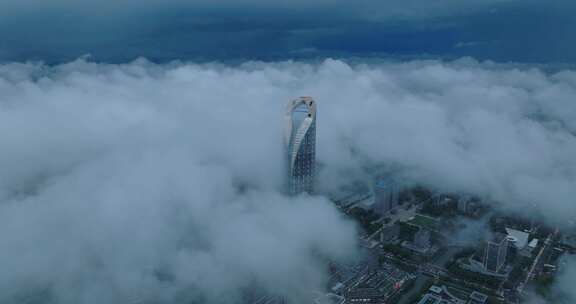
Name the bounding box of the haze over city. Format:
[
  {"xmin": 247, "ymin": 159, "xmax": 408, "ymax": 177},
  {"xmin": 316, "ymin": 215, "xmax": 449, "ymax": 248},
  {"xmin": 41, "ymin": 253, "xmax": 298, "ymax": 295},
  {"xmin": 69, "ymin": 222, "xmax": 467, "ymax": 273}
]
[{"xmin": 1, "ymin": 1, "xmax": 575, "ymax": 304}]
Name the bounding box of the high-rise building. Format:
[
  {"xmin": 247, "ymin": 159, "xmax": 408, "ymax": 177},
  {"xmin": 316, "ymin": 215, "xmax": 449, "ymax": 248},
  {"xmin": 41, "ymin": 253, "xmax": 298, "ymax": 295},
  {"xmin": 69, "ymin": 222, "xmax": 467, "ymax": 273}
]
[
  {"xmin": 484, "ymin": 235, "xmax": 515, "ymax": 273},
  {"xmin": 464, "ymin": 233, "xmax": 515, "ymax": 276},
  {"xmin": 373, "ymin": 179, "xmax": 399, "ymax": 215},
  {"xmin": 457, "ymin": 195, "xmax": 472, "ymax": 213},
  {"xmin": 285, "ymin": 97, "xmax": 316, "ymax": 195}
]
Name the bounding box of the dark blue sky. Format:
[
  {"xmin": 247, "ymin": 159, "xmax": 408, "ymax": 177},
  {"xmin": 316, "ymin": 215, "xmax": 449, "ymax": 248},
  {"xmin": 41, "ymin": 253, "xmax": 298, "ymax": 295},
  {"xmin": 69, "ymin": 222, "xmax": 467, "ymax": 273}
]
[{"xmin": 0, "ymin": 0, "xmax": 574, "ymax": 64}]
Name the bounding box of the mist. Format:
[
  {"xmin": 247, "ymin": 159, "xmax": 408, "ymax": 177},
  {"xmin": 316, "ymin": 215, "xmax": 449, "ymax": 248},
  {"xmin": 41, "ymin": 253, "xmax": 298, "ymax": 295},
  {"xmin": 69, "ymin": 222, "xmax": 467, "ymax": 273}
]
[
  {"xmin": 1, "ymin": 57, "xmax": 576, "ymax": 302},
  {"xmin": 554, "ymin": 256, "xmax": 576, "ymax": 303}
]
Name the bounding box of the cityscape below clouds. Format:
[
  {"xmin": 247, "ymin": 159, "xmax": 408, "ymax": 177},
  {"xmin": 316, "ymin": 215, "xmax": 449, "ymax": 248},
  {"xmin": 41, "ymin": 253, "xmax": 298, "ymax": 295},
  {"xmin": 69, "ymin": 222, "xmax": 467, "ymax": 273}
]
[{"xmin": 0, "ymin": 1, "xmax": 575, "ymax": 304}]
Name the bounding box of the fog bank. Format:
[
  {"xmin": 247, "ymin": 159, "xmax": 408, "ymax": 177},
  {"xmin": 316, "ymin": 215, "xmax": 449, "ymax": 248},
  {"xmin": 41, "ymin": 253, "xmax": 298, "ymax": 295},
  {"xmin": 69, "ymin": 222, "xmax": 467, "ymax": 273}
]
[{"xmin": 1, "ymin": 57, "xmax": 576, "ymax": 302}]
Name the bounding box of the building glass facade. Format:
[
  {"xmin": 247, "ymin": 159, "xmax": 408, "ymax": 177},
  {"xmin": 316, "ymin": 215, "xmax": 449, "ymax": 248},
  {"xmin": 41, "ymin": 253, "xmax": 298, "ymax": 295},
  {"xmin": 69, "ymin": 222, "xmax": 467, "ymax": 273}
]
[{"xmin": 285, "ymin": 97, "xmax": 316, "ymax": 195}]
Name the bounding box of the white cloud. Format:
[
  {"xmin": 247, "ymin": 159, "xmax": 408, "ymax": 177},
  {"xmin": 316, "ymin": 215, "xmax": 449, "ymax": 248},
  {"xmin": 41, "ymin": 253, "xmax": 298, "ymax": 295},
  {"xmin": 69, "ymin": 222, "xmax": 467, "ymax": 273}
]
[{"xmin": 1, "ymin": 57, "xmax": 576, "ymax": 302}]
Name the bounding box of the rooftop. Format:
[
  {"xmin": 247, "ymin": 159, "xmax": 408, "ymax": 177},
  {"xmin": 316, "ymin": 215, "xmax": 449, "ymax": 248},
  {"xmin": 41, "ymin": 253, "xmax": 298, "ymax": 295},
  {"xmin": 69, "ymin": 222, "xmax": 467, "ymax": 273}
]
[{"xmin": 505, "ymin": 228, "xmax": 529, "ymax": 249}]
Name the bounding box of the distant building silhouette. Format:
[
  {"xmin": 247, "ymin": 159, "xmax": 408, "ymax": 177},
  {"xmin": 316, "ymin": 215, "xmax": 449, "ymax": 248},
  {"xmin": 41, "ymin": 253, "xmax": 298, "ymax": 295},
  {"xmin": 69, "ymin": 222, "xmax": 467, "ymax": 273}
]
[{"xmin": 373, "ymin": 179, "xmax": 399, "ymax": 215}]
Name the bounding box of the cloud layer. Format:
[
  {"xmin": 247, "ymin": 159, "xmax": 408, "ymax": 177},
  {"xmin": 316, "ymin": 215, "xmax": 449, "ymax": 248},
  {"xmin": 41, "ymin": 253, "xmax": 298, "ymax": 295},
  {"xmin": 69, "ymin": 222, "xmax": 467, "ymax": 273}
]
[
  {"xmin": 0, "ymin": 59, "xmax": 360, "ymax": 303},
  {"xmin": 2, "ymin": 1, "xmax": 574, "ymax": 64},
  {"xmin": 1, "ymin": 57, "xmax": 576, "ymax": 302}
]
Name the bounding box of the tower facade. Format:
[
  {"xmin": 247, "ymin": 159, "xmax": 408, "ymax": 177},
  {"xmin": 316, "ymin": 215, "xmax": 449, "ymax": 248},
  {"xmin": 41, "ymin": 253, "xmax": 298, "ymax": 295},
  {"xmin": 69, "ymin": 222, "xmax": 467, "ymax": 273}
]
[
  {"xmin": 285, "ymin": 97, "xmax": 316, "ymax": 195},
  {"xmin": 483, "ymin": 235, "xmax": 513, "ymax": 273}
]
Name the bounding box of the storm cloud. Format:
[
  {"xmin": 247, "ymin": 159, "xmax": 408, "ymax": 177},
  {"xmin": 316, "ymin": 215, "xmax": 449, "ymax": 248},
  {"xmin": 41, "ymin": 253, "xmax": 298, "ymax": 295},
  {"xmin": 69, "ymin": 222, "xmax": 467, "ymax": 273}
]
[
  {"xmin": 1, "ymin": 57, "xmax": 576, "ymax": 302},
  {"xmin": 1, "ymin": 0, "xmax": 574, "ymax": 63}
]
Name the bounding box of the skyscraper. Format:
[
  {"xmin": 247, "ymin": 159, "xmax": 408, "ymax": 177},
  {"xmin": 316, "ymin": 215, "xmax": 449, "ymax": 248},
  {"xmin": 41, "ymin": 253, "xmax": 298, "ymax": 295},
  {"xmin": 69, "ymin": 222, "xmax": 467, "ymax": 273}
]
[{"xmin": 285, "ymin": 96, "xmax": 316, "ymax": 195}]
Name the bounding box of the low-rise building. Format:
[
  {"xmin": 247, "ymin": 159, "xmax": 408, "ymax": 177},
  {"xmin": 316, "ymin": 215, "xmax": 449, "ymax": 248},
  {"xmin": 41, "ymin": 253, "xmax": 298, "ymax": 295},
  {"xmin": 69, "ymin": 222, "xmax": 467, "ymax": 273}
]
[
  {"xmin": 401, "ymin": 227, "xmax": 437, "ymax": 256},
  {"xmin": 344, "ymin": 263, "xmax": 415, "ymax": 304},
  {"xmin": 416, "ymin": 286, "xmax": 488, "ymax": 304},
  {"xmin": 505, "ymin": 227, "xmax": 533, "ymax": 257}
]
